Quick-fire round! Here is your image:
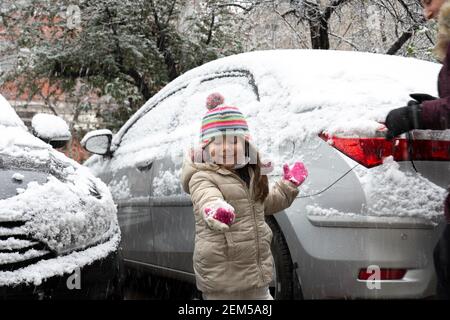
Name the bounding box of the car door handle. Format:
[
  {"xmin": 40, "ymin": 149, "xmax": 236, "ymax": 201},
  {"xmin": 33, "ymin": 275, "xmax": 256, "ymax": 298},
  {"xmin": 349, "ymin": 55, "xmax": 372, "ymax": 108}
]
[{"xmin": 135, "ymin": 160, "xmax": 153, "ymax": 172}]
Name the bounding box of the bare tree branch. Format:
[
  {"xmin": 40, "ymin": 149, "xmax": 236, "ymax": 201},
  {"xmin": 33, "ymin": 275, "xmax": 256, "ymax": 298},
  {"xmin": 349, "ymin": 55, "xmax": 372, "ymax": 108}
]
[
  {"xmin": 274, "ymin": 8, "xmax": 308, "ymax": 48},
  {"xmin": 386, "ymin": 25, "xmax": 417, "ymax": 55},
  {"xmin": 165, "ymin": 0, "xmax": 178, "ymax": 26},
  {"xmin": 324, "ymin": 0, "xmax": 353, "ymax": 21},
  {"xmin": 205, "ymin": 10, "xmax": 216, "ymax": 45}
]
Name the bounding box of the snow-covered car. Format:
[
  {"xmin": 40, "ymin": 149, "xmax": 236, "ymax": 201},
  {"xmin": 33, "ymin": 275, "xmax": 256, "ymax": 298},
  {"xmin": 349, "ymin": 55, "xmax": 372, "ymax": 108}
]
[
  {"xmin": 83, "ymin": 49, "xmax": 448, "ymax": 299},
  {"xmin": 0, "ymin": 94, "xmax": 122, "ymax": 299}
]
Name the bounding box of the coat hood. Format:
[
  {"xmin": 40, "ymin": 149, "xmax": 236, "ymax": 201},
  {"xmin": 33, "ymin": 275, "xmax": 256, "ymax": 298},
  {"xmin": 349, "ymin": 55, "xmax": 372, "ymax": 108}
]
[{"xmin": 435, "ymin": 0, "xmax": 450, "ymax": 61}]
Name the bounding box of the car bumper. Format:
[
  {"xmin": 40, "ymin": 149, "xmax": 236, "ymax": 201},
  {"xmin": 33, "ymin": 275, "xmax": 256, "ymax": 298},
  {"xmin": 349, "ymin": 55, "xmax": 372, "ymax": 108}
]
[
  {"xmin": 279, "ymin": 198, "xmax": 445, "ymax": 299},
  {"xmin": 0, "ymin": 248, "xmax": 124, "ymax": 300}
]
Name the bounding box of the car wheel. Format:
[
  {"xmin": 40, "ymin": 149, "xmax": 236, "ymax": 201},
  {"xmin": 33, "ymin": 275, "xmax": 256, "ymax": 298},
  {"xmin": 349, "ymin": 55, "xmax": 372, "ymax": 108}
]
[{"xmin": 266, "ymin": 216, "xmax": 303, "ymax": 300}]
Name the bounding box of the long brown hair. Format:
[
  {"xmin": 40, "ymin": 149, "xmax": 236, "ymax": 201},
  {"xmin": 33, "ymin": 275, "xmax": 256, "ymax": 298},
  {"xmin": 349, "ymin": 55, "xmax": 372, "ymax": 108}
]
[{"xmin": 246, "ymin": 142, "xmax": 269, "ymax": 202}]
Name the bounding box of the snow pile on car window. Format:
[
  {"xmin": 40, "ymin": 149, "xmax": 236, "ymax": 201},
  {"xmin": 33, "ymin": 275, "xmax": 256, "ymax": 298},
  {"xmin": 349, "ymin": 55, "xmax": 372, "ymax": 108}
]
[
  {"xmin": 0, "ymin": 94, "xmax": 26, "ymax": 129},
  {"xmin": 31, "ymin": 113, "xmax": 71, "ymax": 140},
  {"xmin": 108, "ymin": 175, "xmax": 131, "ymax": 200},
  {"xmin": 152, "ymin": 169, "xmax": 183, "ymax": 196}
]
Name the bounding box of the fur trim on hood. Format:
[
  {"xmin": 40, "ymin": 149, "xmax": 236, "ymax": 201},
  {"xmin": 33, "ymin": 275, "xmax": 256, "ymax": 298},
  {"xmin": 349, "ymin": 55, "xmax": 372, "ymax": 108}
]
[{"xmin": 435, "ymin": 0, "xmax": 450, "ymax": 61}]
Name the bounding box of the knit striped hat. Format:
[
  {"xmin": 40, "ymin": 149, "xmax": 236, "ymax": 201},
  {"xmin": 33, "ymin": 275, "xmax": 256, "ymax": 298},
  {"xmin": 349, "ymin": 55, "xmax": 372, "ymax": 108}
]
[{"xmin": 200, "ymin": 93, "xmax": 251, "ymax": 144}]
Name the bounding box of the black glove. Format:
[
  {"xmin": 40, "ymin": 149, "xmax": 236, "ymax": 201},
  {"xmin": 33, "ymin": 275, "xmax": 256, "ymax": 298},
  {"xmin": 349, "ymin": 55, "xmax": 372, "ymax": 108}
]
[{"xmin": 385, "ymin": 101, "xmax": 423, "ymax": 139}]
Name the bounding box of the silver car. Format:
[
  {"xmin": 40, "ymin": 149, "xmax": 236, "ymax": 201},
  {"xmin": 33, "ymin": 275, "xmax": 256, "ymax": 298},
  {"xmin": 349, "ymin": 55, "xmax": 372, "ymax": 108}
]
[{"xmin": 82, "ymin": 49, "xmax": 448, "ymax": 299}]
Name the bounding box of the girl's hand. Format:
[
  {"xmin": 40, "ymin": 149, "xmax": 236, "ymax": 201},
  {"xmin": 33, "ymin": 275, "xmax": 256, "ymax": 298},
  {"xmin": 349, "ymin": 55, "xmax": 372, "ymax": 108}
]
[
  {"xmin": 203, "ymin": 200, "xmax": 236, "ymax": 231},
  {"xmin": 283, "ymin": 162, "xmax": 308, "ymax": 187}
]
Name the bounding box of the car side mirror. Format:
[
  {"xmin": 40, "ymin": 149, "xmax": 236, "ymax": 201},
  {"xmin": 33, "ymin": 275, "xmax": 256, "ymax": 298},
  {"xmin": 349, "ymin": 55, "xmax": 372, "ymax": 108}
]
[
  {"xmin": 81, "ymin": 129, "xmax": 113, "ymax": 155},
  {"xmin": 31, "ymin": 113, "xmax": 71, "ymax": 149}
]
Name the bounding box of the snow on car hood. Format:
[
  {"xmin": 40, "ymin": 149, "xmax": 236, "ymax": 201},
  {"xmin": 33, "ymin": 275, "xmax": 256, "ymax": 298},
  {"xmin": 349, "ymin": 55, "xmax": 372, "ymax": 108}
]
[
  {"xmin": 0, "ymin": 96, "xmax": 120, "ymax": 286},
  {"xmin": 0, "ymin": 161, "xmax": 119, "ymax": 253},
  {"xmin": 0, "ymin": 124, "xmax": 119, "ymax": 255},
  {"xmin": 86, "ymin": 50, "xmax": 440, "ymax": 176}
]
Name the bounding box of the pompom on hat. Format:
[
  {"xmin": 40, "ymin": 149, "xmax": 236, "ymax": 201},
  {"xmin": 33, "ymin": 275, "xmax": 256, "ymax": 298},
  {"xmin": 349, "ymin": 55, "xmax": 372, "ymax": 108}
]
[
  {"xmin": 206, "ymin": 92, "xmax": 225, "ymax": 110},
  {"xmin": 200, "ymin": 93, "xmax": 251, "ymax": 145}
]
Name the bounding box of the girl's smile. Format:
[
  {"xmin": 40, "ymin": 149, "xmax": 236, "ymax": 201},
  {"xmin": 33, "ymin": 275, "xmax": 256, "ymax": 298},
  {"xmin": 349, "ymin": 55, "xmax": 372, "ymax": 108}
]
[{"xmin": 207, "ymin": 135, "xmax": 246, "ymax": 169}]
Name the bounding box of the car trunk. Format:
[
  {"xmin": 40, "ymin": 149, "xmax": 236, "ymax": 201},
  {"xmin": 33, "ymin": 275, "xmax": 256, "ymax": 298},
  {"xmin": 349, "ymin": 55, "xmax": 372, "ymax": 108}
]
[{"xmin": 318, "ymin": 131, "xmax": 448, "ymax": 228}]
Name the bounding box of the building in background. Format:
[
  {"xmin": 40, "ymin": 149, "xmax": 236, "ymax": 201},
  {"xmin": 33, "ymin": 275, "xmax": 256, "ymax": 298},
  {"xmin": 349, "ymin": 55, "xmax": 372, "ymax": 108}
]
[{"xmin": 0, "ymin": 0, "xmax": 102, "ymax": 163}]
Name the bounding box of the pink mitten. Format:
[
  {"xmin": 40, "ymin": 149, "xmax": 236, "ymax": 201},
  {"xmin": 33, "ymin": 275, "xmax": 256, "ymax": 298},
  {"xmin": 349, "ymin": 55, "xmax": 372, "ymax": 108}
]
[
  {"xmin": 283, "ymin": 162, "xmax": 308, "ymax": 187},
  {"xmin": 203, "ymin": 200, "xmax": 236, "ymax": 231}
]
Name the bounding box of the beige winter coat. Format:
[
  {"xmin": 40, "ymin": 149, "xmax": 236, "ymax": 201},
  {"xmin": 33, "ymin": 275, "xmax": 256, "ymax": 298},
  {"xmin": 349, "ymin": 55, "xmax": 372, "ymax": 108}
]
[{"xmin": 181, "ymin": 157, "xmax": 299, "ymax": 294}]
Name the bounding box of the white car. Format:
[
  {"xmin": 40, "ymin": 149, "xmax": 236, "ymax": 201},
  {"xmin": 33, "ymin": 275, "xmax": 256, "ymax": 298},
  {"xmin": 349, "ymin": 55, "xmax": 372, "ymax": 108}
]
[
  {"xmin": 83, "ymin": 49, "xmax": 448, "ymax": 299},
  {"xmin": 0, "ymin": 94, "xmax": 122, "ymax": 299}
]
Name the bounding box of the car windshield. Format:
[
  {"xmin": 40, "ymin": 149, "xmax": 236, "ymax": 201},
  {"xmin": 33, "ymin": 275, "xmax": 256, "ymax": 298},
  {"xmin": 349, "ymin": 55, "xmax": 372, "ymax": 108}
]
[{"xmin": 0, "ymin": 152, "xmax": 72, "ymax": 181}]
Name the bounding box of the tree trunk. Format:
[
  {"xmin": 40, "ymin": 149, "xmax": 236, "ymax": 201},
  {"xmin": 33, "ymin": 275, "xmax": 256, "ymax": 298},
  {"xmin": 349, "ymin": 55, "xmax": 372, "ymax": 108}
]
[{"xmin": 309, "ymin": 19, "xmax": 330, "ymax": 50}]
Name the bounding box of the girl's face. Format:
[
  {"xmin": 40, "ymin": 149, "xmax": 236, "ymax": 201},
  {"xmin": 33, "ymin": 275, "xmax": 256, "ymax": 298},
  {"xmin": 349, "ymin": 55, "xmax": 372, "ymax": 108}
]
[
  {"xmin": 207, "ymin": 135, "xmax": 245, "ymax": 169},
  {"xmin": 421, "ymin": 0, "xmax": 446, "ymax": 20}
]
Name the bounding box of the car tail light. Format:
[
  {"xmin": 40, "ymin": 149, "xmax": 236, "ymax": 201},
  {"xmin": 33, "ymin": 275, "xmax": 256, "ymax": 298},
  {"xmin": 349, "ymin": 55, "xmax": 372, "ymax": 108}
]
[
  {"xmin": 358, "ymin": 268, "xmax": 407, "ymax": 280},
  {"xmin": 320, "ymin": 133, "xmax": 450, "ymax": 168}
]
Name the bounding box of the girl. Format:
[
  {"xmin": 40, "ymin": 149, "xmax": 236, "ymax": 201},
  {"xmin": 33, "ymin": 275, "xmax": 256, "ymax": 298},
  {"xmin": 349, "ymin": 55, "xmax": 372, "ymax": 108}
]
[{"xmin": 181, "ymin": 93, "xmax": 308, "ymax": 300}]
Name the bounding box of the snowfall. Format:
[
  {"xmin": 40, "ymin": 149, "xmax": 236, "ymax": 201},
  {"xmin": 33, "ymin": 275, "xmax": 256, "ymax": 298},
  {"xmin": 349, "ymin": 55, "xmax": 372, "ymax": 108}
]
[
  {"xmin": 1, "ymin": 48, "xmax": 449, "ymax": 286},
  {"xmin": 0, "ymin": 94, "xmax": 120, "ymax": 287},
  {"xmin": 85, "ymin": 49, "xmax": 448, "ymax": 223}
]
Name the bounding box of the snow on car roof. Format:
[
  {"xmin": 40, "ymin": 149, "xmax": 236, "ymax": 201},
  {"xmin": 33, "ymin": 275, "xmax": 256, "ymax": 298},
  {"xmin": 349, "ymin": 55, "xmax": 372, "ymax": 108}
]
[
  {"xmin": 88, "ymin": 50, "xmax": 439, "ymax": 172},
  {"xmin": 0, "ymin": 94, "xmax": 27, "ymax": 129},
  {"xmin": 1, "ymin": 94, "xmax": 50, "ymax": 157}
]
